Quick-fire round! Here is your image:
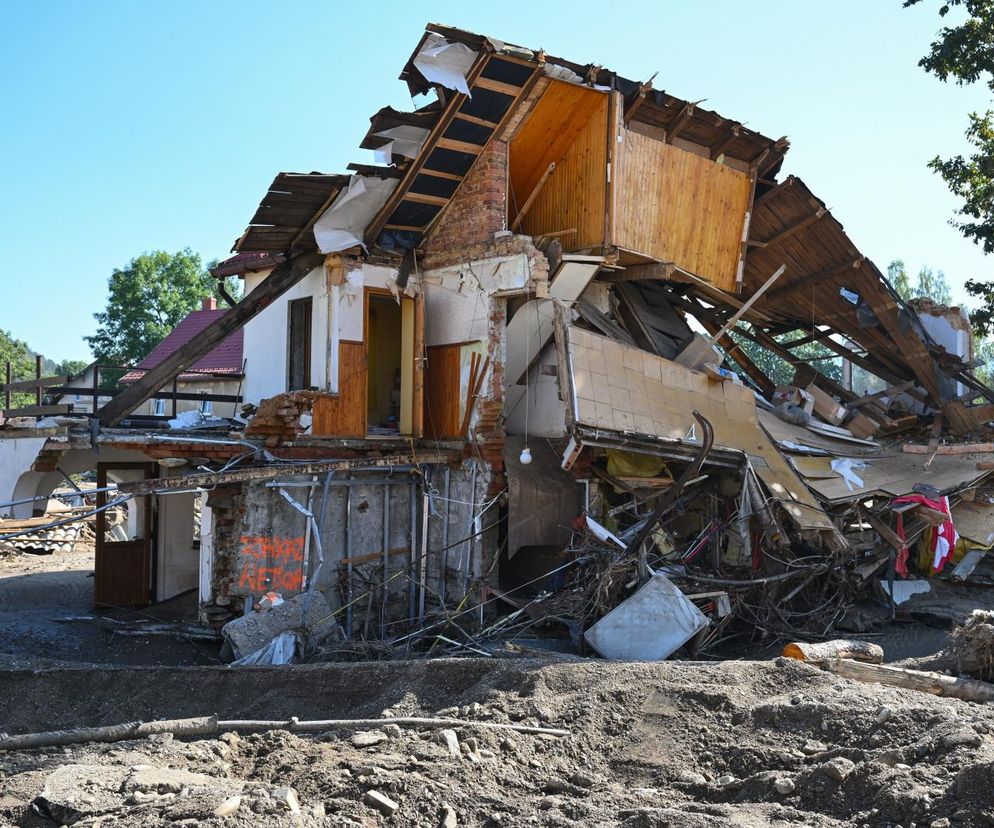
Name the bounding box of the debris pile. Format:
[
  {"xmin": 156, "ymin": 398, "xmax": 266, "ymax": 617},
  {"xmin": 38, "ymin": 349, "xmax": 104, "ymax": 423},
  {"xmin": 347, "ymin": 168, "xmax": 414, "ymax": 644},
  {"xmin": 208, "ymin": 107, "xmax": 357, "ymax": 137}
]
[
  {"xmin": 243, "ymin": 391, "xmax": 318, "ymax": 446},
  {"xmin": 948, "ymin": 609, "xmax": 994, "ymax": 681}
]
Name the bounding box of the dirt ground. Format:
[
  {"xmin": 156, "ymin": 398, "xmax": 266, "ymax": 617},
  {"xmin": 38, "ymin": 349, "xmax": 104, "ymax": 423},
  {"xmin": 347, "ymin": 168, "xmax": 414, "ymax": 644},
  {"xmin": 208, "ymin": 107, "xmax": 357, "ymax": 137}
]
[
  {"xmin": 4, "ymin": 549, "xmax": 994, "ymax": 826},
  {"xmin": 3, "ymin": 657, "xmax": 994, "ymax": 827},
  {"xmin": 0, "ymin": 545, "xmax": 220, "ymax": 669}
]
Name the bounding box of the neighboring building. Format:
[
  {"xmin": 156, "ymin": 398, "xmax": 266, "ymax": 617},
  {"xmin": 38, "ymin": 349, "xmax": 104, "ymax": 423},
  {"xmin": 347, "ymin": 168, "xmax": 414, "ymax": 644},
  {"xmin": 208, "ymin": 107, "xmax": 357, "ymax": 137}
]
[
  {"xmin": 55, "ymin": 362, "xmax": 112, "ymax": 414},
  {"xmin": 120, "ymin": 297, "xmax": 244, "ymax": 418}
]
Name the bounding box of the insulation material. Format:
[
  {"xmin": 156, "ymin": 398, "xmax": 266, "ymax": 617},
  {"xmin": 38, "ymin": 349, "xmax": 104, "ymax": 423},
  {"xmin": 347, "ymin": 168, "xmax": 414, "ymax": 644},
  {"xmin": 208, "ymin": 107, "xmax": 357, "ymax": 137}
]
[
  {"xmin": 313, "ymin": 175, "xmax": 397, "ymax": 254},
  {"xmin": 504, "ymin": 437, "xmax": 582, "ymax": 559},
  {"xmin": 564, "ymin": 327, "xmax": 835, "ymax": 532},
  {"xmin": 373, "ymin": 125, "xmax": 430, "ymax": 163},
  {"xmin": 413, "ymin": 34, "xmax": 478, "ymax": 95},
  {"xmin": 584, "ymin": 573, "xmax": 708, "ymax": 660}
]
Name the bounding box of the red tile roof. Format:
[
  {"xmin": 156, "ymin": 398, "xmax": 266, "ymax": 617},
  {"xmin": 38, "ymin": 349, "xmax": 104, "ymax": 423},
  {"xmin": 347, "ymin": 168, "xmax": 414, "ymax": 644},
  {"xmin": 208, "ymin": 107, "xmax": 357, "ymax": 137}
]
[{"xmin": 121, "ymin": 308, "xmax": 244, "ymax": 383}]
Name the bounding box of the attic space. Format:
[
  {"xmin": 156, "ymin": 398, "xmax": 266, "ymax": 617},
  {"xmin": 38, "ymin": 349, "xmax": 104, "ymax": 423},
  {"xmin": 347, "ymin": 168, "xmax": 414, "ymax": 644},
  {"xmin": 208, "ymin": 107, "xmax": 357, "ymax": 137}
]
[{"xmin": 509, "ymin": 80, "xmax": 609, "ymax": 250}]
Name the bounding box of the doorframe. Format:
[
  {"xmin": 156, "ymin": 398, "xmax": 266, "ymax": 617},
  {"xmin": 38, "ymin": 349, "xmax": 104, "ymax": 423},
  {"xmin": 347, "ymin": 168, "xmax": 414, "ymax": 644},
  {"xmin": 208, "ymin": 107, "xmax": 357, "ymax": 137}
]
[{"xmin": 95, "ymin": 461, "xmax": 157, "ymax": 606}]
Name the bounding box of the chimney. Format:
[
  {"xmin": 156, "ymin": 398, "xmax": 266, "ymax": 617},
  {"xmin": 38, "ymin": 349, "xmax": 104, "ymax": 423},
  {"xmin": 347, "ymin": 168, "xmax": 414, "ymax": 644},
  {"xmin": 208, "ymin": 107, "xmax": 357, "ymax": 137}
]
[{"xmin": 202, "ymin": 297, "xmax": 217, "ymax": 311}]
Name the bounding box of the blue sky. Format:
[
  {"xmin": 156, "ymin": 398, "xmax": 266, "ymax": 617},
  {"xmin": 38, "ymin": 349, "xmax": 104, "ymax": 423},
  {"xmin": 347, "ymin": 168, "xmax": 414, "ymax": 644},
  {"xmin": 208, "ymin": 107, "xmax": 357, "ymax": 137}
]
[{"xmin": 1, "ymin": 0, "xmax": 991, "ymax": 362}]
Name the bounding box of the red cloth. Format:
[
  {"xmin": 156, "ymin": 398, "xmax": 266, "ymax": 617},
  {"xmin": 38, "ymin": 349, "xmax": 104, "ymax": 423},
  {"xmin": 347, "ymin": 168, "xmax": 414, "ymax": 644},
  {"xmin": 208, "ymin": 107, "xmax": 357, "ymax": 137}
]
[{"xmin": 891, "ymin": 495, "xmax": 958, "ymax": 574}]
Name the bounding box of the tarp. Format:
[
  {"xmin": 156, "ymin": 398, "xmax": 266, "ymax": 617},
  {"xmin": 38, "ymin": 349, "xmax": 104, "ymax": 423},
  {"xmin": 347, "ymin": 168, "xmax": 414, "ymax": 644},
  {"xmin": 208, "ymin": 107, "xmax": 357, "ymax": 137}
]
[
  {"xmin": 373, "ymin": 125, "xmax": 431, "ymax": 163},
  {"xmin": 413, "ymin": 34, "xmax": 478, "ymax": 95}
]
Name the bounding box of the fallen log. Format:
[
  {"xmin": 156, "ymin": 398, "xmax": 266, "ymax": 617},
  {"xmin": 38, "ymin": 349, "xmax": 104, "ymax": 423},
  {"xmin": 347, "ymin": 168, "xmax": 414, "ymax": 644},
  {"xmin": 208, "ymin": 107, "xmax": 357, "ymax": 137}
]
[
  {"xmin": 783, "ymin": 640, "xmax": 884, "ymax": 664},
  {"xmin": 0, "ymin": 715, "xmax": 569, "ymax": 752},
  {"xmin": 812, "ymin": 658, "xmax": 994, "ymax": 704}
]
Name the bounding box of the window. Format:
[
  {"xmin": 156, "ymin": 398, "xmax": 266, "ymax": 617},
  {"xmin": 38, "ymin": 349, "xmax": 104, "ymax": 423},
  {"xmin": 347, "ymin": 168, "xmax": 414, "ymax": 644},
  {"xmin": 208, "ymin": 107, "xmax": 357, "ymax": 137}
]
[
  {"xmin": 153, "ymin": 398, "xmax": 165, "ymax": 416},
  {"xmin": 288, "ymin": 297, "xmax": 313, "ymax": 391}
]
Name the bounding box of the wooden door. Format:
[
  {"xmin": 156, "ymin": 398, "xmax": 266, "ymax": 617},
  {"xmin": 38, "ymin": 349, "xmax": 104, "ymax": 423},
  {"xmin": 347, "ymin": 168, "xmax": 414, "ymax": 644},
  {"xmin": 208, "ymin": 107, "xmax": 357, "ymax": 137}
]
[{"xmin": 95, "ymin": 463, "xmax": 156, "ymax": 607}]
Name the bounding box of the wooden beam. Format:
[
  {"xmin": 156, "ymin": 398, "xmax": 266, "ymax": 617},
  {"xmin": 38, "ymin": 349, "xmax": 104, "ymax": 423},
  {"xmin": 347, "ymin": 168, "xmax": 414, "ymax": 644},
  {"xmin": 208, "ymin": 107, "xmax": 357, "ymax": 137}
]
[
  {"xmin": 434, "ymin": 137, "xmax": 483, "ymax": 156},
  {"xmin": 750, "ymin": 208, "xmax": 827, "ymax": 249},
  {"xmin": 472, "ymin": 76, "xmax": 524, "ymax": 97},
  {"xmin": 598, "ymin": 262, "xmax": 675, "ymax": 282},
  {"xmin": 623, "ymin": 76, "xmax": 656, "ymax": 125},
  {"xmin": 664, "ymin": 101, "xmax": 696, "ymax": 144},
  {"xmin": 96, "ymin": 252, "xmax": 324, "ymax": 426},
  {"xmin": 688, "ymin": 265, "xmax": 787, "ymax": 368},
  {"xmin": 698, "ymin": 317, "xmax": 776, "ymax": 398},
  {"xmin": 709, "ymin": 121, "xmax": 742, "ymax": 160},
  {"xmin": 863, "ymin": 509, "xmax": 905, "ymax": 552},
  {"xmin": 402, "ymin": 192, "xmax": 449, "ymax": 207},
  {"xmin": 2, "ymin": 404, "xmax": 73, "ymax": 418},
  {"xmin": 510, "ymin": 162, "xmax": 556, "ymax": 231},
  {"xmin": 117, "ymin": 452, "xmax": 455, "ymax": 495},
  {"xmin": 764, "ymin": 258, "xmax": 864, "ymax": 302},
  {"xmin": 0, "ymin": 374, "xmax": 69, "ymax": 393}
]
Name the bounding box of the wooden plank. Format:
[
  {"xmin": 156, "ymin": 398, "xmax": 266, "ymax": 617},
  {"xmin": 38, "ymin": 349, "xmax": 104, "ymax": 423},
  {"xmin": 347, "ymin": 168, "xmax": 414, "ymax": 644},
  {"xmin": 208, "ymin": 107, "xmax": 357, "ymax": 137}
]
[
  {"xmin": 0, "ymin": 375, "xmax": 69, "ymax": 392},
  {"xmin": 697, "ymin": 316, "xmax": 776, "ymax": 398},
  {"xmin": 402, "ymin": 192, "xmax": 449, "ymax": 207},
  {"xmin": 117, "ymin": 453, "xmax": 456, "ymax": 495},
  {"xmin": 904, "ymin": 442, "xmax": 994, "ymax": 455},
  {"xmin": 1, "ymin": 404, "xmax": 72, "ymax": 417},
  {"xmin": 709, "ymin": 121, "xmax": 742, "ymax": 160},
  {"xmin": 664, "ymin": 102, "xmax": 696, "ymax": 144},
  {"xmin": 687, "ymin": 265, "xmax": 787, "ymax": 368},
  {"xmin": 312, "ymin": 343, "xmax": 366, "ymax": 438},
  {"xmin": 763, "ymin": 259, "xmax": 864, "ymax": 302},
  {"xmin": 574, "ymin": 299, "xmax": 637, "ymax": 347},
  {"xmin": 953, "ymin": 549, "xmax": 987, "ymax": 582},
  {"xmin": 434, "ymin": 137, "xmax": 483, "ymax": 155},
  {"xmin": 424, "ymin": 343, "xmax": 463, "ymax": 439},
  {"xmin": 96, "ymin": 252, "xmax": 324, "ymax": 426},
  {"xmin": 599, "ymin": 262, "xmax": 675, "ymax": 282},
  {"xmin": 750, "ymin": 208, "xmax": 827, "ymax": 249},
  {"xmin": 472, "ymin": 76, "xmax": 524, "ymax": 97},
  {"xmin": 863, "ymin": 509, "xmax": 905, "ymax": 551},
  {"xmin": 613, "ymin": 129, "xmax": 751, "ymax": 291},
  {"xmin": 510, "ymin": 162, "xmax": 556, "ymax": 231}
]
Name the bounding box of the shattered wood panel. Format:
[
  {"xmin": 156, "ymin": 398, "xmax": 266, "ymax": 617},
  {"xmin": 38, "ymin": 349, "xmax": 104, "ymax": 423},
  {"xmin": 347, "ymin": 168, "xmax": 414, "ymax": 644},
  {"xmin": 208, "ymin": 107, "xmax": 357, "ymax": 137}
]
[
  {"xmin": 424, "ymin": 343, "xmax": 463, "ymax": 438},
  {"xmin": 614, "ymin": 130, "xmax": 751, "ymax": 292},
  {"xmin": 510, "ymin": 81, "xmax": 609, "ymax": 249},
  {"xmin": 312, "ymin": 342, "xmax": 366, "ymax": 438},
  {"xmin": 564, "ymin": 326, "xmax": 834, "ymax": 531}
]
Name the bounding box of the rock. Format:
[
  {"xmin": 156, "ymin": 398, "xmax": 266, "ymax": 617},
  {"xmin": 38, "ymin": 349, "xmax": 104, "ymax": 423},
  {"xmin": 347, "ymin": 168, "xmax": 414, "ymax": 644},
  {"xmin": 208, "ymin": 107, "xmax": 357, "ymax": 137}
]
[
  {"xmin": 775, "ymin": 778, "xmax": 796, "ymax": 795},
  {"xmin": 312, "ymin": 804, "xmax": 327, "ymax": 818},
  {"xmin": 717, "ymin": 774, "xmax": 740, "ymax": 789},
  {"xmin": 438, "ymin": 729, "xmax": 461, "ymax": 758},
  {"xmin": 673, "ymin": 769, "xmax": 707, "ymax": 785},
  {"xmin": 383, "ymin": 724, "xmax": 403, "ymax": 739},
  {"xmin": 543, "ymin": 778, "xmax": 570, "ymax": 794},
  {"xmin": 440, "ymin": 802, "xmax": 458, "ymax": 827},
  {"xmin": 931, "ymin": 820, "xmax": 951, "ymax": 828},
  {"xmin": 802, "ymin": 740, "xmax": 828, "ymax": 755},
  {"xmin": 876, "ymin": 707, "xmax": 892, "ymax": 724},
  {"xmin": 273, "ymin": 787, "xmax": 301, "ymax": 814},
  {"xmin": 942, "ymin": 729, "xmax": 982, "ymax": 750},
  {"xmin": 364, "ymin": 790, "xmax": 399, "ymax": 817},
  {"xmin": 821, "ymin": 758, "xmax": 855, "ymax": 782},
  {"xmin": 215, "ymin": 795, "xmax": 242, "ymax": 817},
  {"xmin": 570, "ymin": 772, "xmax": 596, "ymax": 788},
  {"xmin": 352, "ymin": 730, "xmax": 389, "ymax": 747}
]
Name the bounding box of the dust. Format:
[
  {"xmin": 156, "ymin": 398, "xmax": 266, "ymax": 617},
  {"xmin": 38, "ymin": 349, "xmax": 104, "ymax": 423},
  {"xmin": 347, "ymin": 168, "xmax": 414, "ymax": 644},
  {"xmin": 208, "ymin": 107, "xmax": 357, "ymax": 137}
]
[{"xmin": 3, "ymin": 657, "xmax": 994, "ymax": 826}]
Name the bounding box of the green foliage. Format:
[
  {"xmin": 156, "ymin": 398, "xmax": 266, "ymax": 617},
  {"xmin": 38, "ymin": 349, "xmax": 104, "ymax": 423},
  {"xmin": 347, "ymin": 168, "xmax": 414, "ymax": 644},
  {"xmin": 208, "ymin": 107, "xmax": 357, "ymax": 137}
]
[
  {"xmin": 728, "ymin": 326, "xmax": 842, "ymax": 388},
  {"xmin": 0, "ymin": 329, "xmax": 39, "ymax": 408},
  {"xmin": 84, "ymin": 249, "xmax": 239, "ymax": 366},
  {"xmin": 887, "ymin": 259, "xmax": 954, "ymax": 304},
  {"xmin": 973, "ymin": 329, "xmax": 994, "ymax": 386},
  {"xmin": 906, "ymin": 1, "xmax": 994, "ymax": 331}
]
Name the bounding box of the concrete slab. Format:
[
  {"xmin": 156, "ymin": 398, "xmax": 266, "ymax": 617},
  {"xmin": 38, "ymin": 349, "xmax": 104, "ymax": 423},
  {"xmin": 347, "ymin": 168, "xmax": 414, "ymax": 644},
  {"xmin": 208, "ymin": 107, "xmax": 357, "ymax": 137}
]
[{"xmin": 222, "ymin": 591, "xmax": 331, "ymax": 659}]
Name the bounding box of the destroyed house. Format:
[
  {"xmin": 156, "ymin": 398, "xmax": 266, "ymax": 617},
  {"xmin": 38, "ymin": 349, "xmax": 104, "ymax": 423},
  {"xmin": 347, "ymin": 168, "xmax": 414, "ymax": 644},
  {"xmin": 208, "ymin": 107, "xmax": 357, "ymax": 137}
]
[{"xmin": 4, "ymin": 23, "xmax": 994, "ymax": 659}]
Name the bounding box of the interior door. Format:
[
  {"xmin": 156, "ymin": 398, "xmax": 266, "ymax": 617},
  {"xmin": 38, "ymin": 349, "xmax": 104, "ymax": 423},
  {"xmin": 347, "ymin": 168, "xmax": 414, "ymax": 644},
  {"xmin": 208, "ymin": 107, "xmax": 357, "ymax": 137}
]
[{"xmin": 95, "ymin": 463, "xmax": 156, "ymax": 607}]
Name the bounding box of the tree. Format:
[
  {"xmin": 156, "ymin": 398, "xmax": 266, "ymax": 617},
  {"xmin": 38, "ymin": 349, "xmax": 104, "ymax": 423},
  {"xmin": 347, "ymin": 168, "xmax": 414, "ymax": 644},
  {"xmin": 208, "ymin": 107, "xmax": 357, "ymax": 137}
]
[
  {"xmin": 0, "ymin": 329, "xmax": 38, "ymax": 408},
  {"xmin": 84, "ymin": 249, "xmax": 239, "ymax": 366},
  {"xmin": 906, "ymin": 0, "xmax": 994, "ymax": 330},
  {"xmin": 728, "ymin": 326, "xmax": 842, "ymax": 388},
  {"xmin": 888, "ymin": 260, "xmax": 913, "ymax": 300},
  {"xmin": 888, "ymin": 259, "xmax": 954, "ymax": 304}
]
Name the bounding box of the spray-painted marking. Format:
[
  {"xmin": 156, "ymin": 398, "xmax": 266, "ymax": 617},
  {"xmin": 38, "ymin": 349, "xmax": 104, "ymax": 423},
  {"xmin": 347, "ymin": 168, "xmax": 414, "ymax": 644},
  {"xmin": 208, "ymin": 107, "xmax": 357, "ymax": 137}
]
[{"xmin": 237, "ymin": 536, "xmax": 305, "ymax": 593}]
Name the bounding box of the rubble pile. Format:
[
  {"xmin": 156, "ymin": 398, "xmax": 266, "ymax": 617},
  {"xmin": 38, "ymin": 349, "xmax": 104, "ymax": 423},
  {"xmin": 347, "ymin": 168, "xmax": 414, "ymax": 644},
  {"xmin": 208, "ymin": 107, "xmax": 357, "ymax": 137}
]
[
  {"xmin": 948, "ymin": 609, "xmax": 994, "ymax": 681},
  {"xmin": 243, "ymin": 391, "xmax": 318, "ymax": 446}
]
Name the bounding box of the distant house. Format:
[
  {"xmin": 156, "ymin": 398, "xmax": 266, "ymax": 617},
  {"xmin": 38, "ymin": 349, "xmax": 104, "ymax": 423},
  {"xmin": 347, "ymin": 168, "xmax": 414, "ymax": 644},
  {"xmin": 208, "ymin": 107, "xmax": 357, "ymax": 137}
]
[
  {"xmin": 121, "ymin": 298, "xmax": 244, "ymax": 418},
  {"xmin": 55, "ymin": 362, "xmax": 112, "ymax": 415}
]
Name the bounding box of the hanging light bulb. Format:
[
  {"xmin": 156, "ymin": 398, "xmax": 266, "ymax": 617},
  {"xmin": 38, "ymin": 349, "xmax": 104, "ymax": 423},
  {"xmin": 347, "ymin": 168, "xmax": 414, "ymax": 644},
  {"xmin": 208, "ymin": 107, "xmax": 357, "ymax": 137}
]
[{"xmin": 519, "ymin": 446, "xmax": 532, "ymax": 465}]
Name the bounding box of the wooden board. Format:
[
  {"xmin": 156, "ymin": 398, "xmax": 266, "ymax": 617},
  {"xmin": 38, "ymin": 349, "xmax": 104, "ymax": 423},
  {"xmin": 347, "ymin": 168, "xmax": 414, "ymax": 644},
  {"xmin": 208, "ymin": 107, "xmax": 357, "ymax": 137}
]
[
  {"xmin": 424, "ymin": 343, "xmax": 463, "ymax": 439},
  {"xmin": 509, "ymin": 80, "xmax": 609, "ymax": 250},
  {"xmin": 614, "ymin": 130, "xmax": 751, "ymax": 291},
  {"xmin": 311, "ymin": 342, "xmax": 366, "ymax": 438}
]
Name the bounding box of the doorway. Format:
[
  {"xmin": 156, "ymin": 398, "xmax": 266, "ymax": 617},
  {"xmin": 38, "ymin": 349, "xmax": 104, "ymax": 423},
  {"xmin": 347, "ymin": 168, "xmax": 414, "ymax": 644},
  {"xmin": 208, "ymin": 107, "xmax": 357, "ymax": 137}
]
[
  {"xmin": 95, "ymin": 463, "xmax": 156, "ymax": 607},
  {"xmin": 365, "ymin": 290, "xmax": 423, "ymax": 436}
]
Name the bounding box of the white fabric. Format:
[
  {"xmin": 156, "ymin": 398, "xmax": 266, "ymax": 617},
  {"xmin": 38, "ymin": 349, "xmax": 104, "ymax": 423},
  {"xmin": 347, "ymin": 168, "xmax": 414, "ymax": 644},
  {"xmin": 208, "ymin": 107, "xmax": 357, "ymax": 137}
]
[
  {"xmin": 831, "ymin": 457, "xmax": 868, "ymax": 491},
  {"xmin": 373, "ymin": 125, "xmax": 430, "ymax": 163},
  {"xmin": 413, "ymin": 33, "xmax": 477, "ymax": 95},
  {"xmin": 313, "ymin": 175, "xmax": 398, "ymax": 253}
]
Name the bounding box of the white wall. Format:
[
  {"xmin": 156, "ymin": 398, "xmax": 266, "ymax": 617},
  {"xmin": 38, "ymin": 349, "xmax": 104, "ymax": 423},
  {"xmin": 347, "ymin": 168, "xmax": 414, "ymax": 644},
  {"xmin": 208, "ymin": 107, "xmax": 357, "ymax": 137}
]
[
  {"xmin": 156, "ymin": 486, "xmax": 199, "ymax": 601},
  {"xmin": 241, "ymin": 266, "xmax": 330, "ymax": 406},
  {"xmin": 0, "ymin": 437, "xmax": 52, "ymax": 519}
]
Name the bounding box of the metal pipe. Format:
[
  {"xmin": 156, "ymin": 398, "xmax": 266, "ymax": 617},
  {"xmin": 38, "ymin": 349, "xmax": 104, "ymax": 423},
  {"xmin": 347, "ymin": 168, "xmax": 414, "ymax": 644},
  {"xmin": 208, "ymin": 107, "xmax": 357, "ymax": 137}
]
[
  {"xmin": 419, "ymin": 488, "xmax": 430, "ymax": 621},
  {"xmin": 381, "ymin": 485, "xmax": 391, "ymax": 636},
  {"xmin": 408, "ymin": 479, "xmax": 417, "ymax": 620},
  {"xmin": 440, "ymin": 466, "xmax": 451, "ymax": 606},
  {"xmin": 345, "ymin": 474, "xmax": 353, "ymax": 638}
]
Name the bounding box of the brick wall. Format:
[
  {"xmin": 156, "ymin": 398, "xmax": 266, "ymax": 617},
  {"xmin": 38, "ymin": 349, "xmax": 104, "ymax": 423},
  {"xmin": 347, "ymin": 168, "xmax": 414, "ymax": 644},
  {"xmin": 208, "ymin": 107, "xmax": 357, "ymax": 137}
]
[{"xmin": 421, "ymin": 140, "xmax": 509, "ymax": 270}]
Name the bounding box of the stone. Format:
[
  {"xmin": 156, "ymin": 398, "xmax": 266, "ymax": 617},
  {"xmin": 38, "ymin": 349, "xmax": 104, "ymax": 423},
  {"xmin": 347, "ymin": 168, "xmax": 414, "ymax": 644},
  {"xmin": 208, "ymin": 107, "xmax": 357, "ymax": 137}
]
[
  {"xmin": 364, "ymin": 790, "xmax": 400, "ymax": 817},
  {"xmin": 876, "ymin": 707, "xmax": 892, "ymax": 725},
  {"xmin": 215, "ymin": 795, "xmax": 242, "ymax": 817},
  {"xmin": 383, "ymin": 724, "xmax": 403, "ymax": 739},
  {"xmin": 570, "ymin": 772, "xmax": 596, "ymax": 788},
  {"xmin": 440, "ymin": 802, "xmax": 458, "ymax": 827},
  {"xmin": 312, "ymin": 804, "xmax": 327, "ymax": 818},
  {"xmin": 352, "ymin": 730, "xmax": 389, "ymax": 748},
  {"xmin": 273, "ymin": 787, "xmax": 301, "ymax": 814},
  {"xmin": 543, "ymin": 779, "xmax": 570, "ymax": 794},
  {"xmin": 673, "ymin": 769, "xmax": 707, "ymax": 785},
  {"xmin": 802, "ymin": 740, "xmax": 828, "ymax": 755},
  {"xmin": 942, "ymin": 729, "xmax": 982, "ymax": 750},
  {"xmin": 775, "ymin": 778, "xmax": 796, "ymax": 795},
  {"xmin": 717, "ymin": 774, "xmax": 740, "ymax": 789},
  {"xmin": 930, "ymin": 820, "xmax": 951, "ymax": 828},
  {"xmin": 438, "ymin": 729, "xmax": 461, "ymax": 758},
  {"xmin": 821, "ymin": 758, "xmax": 855, "ymax": 783}
]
